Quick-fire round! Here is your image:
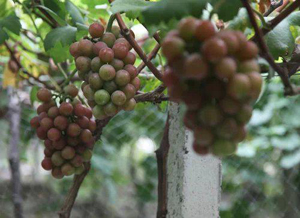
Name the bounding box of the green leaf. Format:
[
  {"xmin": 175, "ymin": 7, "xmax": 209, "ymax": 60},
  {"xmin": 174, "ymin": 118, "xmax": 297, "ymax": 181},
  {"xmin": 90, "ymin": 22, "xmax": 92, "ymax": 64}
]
[
  {"xmin": 44, "ymin": 25, "xmax": 77, "ymax": 51},
  {"xmin": 44, "ymin": 0, "xmax": 66, "ymax": 19},
  {"xmin": 111, "ymin": 0, "xmax": 152, "ymax": 18},
  {"xmin": 0, "ymin": 13, "xmax": 21, "ymax": 44},
  {"xmin": 281, "ymin": 150, "xmax": 300, "ymax": 169},
  {"xmin": 36, "ymin": 5, "xmax": 67, "ymax": 26},
  {"xmin": 227, "ymin": 8, "xmax": 250, "ymax": 31},
  {"xmin": 142, "ymin": 0, "xmax": 207, "ymax": 26},
  {"xmin": 30, "ymin": 86, "xmax": 39, "ymax": 105},
  {"xmin": 47, "ymin": 41, "xmax": 73, "ymax": 63},
  {"xmin": 65, "ymin": 0, "xmax": 85, "ymax": 25},
  {"xmin": 211, "ymin": 0, "xmax": 242, "ymax": 22},
  {"xmin": 265, "ymin": 12, "xmax": 300, "ymax": 59},
  {"xmin": 76, "ymin": 23, "xmax": 89, "ymax": 40}
]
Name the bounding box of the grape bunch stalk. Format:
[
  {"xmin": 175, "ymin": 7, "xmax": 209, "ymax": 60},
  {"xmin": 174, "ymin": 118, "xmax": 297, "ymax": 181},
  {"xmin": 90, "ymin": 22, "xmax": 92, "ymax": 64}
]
[
  {"xmin": 30, "ymin": 86, "xmax": 96, "ymax": 179},
  {"xmin": 162, "ymin": 18, "xmax": 263, "ymax": 157},
  {"xmin": 70, "ymin": 22, "xmax": 140, "ymax": 120}
]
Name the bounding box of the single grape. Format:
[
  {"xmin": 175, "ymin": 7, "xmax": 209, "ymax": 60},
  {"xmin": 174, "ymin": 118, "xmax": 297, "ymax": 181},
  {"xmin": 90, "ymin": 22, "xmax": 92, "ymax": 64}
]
[
  {"xmin": 41, "ymin": 158, "xmax": 52, "ymax": 171},
  {"xmin": 75, "ymin": 56, "xmax": 91, "ymax": 73},
  {"xmin": 88, "ymin": 120, "xmax": 97, "ymax": 132},
  {"xmin": 130, "ymin": 77, "xmax": 141, "ymax": 90},
  {"xmin": 40, "ymin": 117, "xmax": 54, "ymax": 131},
  {"xmin": 80, "ymin": 129, "xmax": 93, "ymax": 143},
  {"xmin": 184, "ymin": 54, "xmax": 208, "ymax": 80},
  {"xmin": 44, "ymin": 139, "xmax": 53, "ymax": 150},
  {"xmin": 92, "ymin": 105, "xmax": 107, "ymax": 120},
  {"xmin": 237, "ymin": 41, "xmax": 259, "ymax": 61},
  {"xmin": 37, "ymin": 88, "xmax": 52, "ymax": 102},
  {"xmin": 75, "ymin": 165, "xmax": 85, "ymax": 175},
  {"xmin": 71, "ymin": 155, "xmax": 83, "ymax": 167},
  {"xmin": 84, "ymin": 107, "xmax": 93, "ymax": 119},
  {"xmin": 101, "ymin": 32, "xmax": 116, "ymax": 48},
  {"xmin": 227, "ymin": 74, "xmax": 251, "ymax": 100},
  {"xmin": 124, "ymin": 65, "xmax": 138, "ymax": 80},
  {"xmin": 122, "ymin": 98, "xmax": 136, "ymax": 111},
  {"xmin": 30, "ymin": 116, "xmax": 40, "ymax": 129},
  {"xmin": 121, "ymin": 84, "xmax": 136, "ymax": 99},
  {"xmin": 111, "ymin": 90, "xmax": 127, "ymax": 106},
  {"xmin": 115, "ymin": 70, "xmax": 130, "ymax": 86},
  {"xmin": 217, "ymin": 30, "xmax": 239, "ymax": 54},
  {"xmin": 93, "ymin": 41, "xmax": 108, "ymax": 56},
  {"xmin": 216, "ymin": 118, "xmax": 238, "ymax": 139},
  {"xmin": 83, "ymin": 85, "xmax": 95, "ymax": 101},
  {"xmin": 115, "ymin": 38, "xmax": 132, "ymax": 50},
  {"xmin": 178, "ymin": 17, "xmax": 199, "ymax": 41},
  {"xmin": 162, "ymin": 36, "xmax": 185, "ymax": 61},
  {"xmin": 215, "ymin": 57, "xmax": 237, "ymax": 79},
  {"xmin": 63, "ymin": 84, "xmax": 78, "ymax": 97},
  {"xmin": 99, "ymin": 64, "xmax": 116, "ymax": 81},
  {"xmin": 238, "ymin": 59, "xmax": 260, "ymax": 74},
  {"xmin": 112, "ymin": 43, "xmax": 129, "ymax": 60},
  {"xmin": 123, "ymin": 52, "xmax": 136, "ymax": 65},
  {"xmin": 99, "ymin": 47, "xmax": 114, "ymax": 63},
  {"xmin": 59, "ymin": 102, "xmax": 73, "ymax": 116},
  {"xmin": 54, "ymin": 116, "xmax": 69, "ymax": 131},
  {"xmin": 69, "ymin": 42, "xmax": 81, "ymax": 58},
  {"xmin": 44, "ymin": 148, "xmax": 53, "ymax": 157},
  {"xmin": 52, "ymin": 167, "xmax": 64, "ymax": 179},
  {"xmin": 61, "ymin": 163, "xmax": 75, "ymax": 176},
  {"xmin": 201, "ymin": 37, "xmax": 228, "ymax": 63},
  {"xmin": 38, "ymin": 112, "xmax": 48, "ymax": 122},
  {"xmin": 47, "ymin": 128, "xmax": 61, "ymax": 141},
  {"xmin": 103, "ymin": 81, "xmax": 118, "ymax": 94},
  {"xmin": 36, "ymin": 127, "xmax": 47, "ymax": 139},
  {"xmin": 219, "ymin": 97, "xmax": 241, "ymax": 115},
  {"xmin": 89, "ymin": 73, "xmax": 104, "ymax": 90},
  {"xmin": 89, "ymin": 22, "xmax": 105, "ymax": 38},
  {"xmin": 67, "ymin": 123, "xmax": 82, "ymax": 137},
  {"xmin": 74, "ymin": 104, "xmax": 86, "ymax": 117},
  {"xmin": 198, "ymin": 104, "xmax": 223, "ymax": 127},
  {"xmin": 94, "ymin": 89, "xmax": 110, "ymax": 105},
  {"xmin": 78, "ymin": 39, "xmax": 94, "ymax": 57},
  {"xmin": 195, "ymin": 20, "xmax": 216, "ymax": 41},
  {"xmin": 61, "ymin": 146, "xmax": 76, "ymax": 160},
  {"xmin": 76, "ymin": 116, "xmax": 89, "ymax": 129},
  {"xmin": 236, "ymin": 105, "xmax": 253, "ymax": 124},
  {"xmin": 233, "ymin": 125, "xmax": 247, "ymax": 142},
  {"xmin": 248, "ymin": 72, "xmax": 263, "ymax": 100},
  {"xmin": 110, "ymin": 59, "xmax": 124, "ymax": 71},
  {"xmin": 82, "ymin": 149, "xmax": 93, "ymax": 162},
  {"xmin": 51, "ymin": 151, "xmax": 64, "ymax": 166},
  {"xmin": 48, "ymin": 106, "xmax": 59, "ymax": 118},
  {"xmin": 193, "ymin": 143, "xmax": 209, "ymax": 156},
  {"xmin": 53, "ymin": 138, "xmax": 66, "ymax": 150},
  {"xmin": 91, "ymin": 57, "xmax": 102, "ymax": 72},
  {"xmin": 103, "ymin": 102, "xmax": 118, "ymax": 116}
]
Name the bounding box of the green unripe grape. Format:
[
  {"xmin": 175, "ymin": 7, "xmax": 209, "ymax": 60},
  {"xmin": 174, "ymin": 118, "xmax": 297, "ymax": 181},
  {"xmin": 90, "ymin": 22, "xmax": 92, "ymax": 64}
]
[
  {"xmin": 123, "ymin": 52, "xmax": 136, "ymax": 65},
  {"xmin": 115, "ymin": 70, "xmax": 130, "ymax": 86},
  {"xmin": 103, "ymin": 81, "xmax": 118, "ymax": 94},
  {"xmin": 94, "ymin": 89, "xmax": 110, "ymax": 106},
  {"xmin": 238, "ymin": 59, "xmax": 260, "ymax": 73},
  {"xmin": 89, "ymin": 73, "xmax": 103, "ymax": 90},
  {"xmin": 91, "ymin": 57, "xmax": 102, "ymax": 72},
  {"xmin": 61, "ymin": 146, "xmax": 76, "ymax": 160},
  {"xmin": 111, "ymin": 25, "xmax": 121, "ymax": 38},
  {"xmin": 111, "ymin": 59, "xmax": 124, "ymax": 71},
  {"xmin": 75, "ymin": 165, "xmax": 85, "ymax": 175},
  {"xmin": 123, "ymin": 98, "xmax": 136, "ymax": 111},
  {"xmin": 83, "ymin": 85, "xmax": 95, "ymax": 101},
  {"xmin": 92, "ymin": 105, "xmax": 107, "ymax": 120},
  {"xmin": 51, "ymin": 151, "xmax": 64, "ymax": 167},
  {"xmin": 101, "ymin": 32, "xmax": 116, "ymax": 48},
  {"xmin": 61, "ymin": 163, "xmax": 75, "ymax": 176},
  {"xmin": 111, "ymin": 90, "xmax": 127, "ymax": 106},
  {"xmin": 236, "ymin": 105, "xmax": 253, "ymax": 124},
  {"xmin": 99, "ymin": 64, "xmax": 116, "ymax": 81},
  {"xmin": 82, "ymin": 149, "xmax": 93, "ymax": 162},
  {"xmin": 227, "ymin": 74, "xmax": 251, "ymax": 100},
  {"xmin": 212, "ymin": 140, "xmax": 237, "ymax": 156},
  {"xmin": 103, "ymin": 102, "xmax": 118, "ymax": 116},
  {"xmin": 198, "ymin": 104, "xmax": 223, "ymax": 127}
]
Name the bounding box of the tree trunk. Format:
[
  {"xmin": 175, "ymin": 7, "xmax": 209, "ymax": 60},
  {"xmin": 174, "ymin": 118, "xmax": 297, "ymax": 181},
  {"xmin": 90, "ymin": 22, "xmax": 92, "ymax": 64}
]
[
  {"xmin": 166, "ymin": 103, "xmax": 221, "ymax": 218},
  {"xmin": 7, "ymin": 87, "xmax": 23, "ymax": 218}
]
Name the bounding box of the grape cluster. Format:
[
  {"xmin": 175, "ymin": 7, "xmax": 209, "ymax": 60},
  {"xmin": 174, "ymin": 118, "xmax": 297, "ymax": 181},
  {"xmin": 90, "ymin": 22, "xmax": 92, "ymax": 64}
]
[
  {"xmin": 30, "ymin": 86, "xmax": 96, "ymax": 179},
  {"xmin": 162, "ymin": 18, "xmax": 262, "ymax": 157},
  {"xmin": 69, "ymin": 23, "xmax": 140, "ymax": 120}
]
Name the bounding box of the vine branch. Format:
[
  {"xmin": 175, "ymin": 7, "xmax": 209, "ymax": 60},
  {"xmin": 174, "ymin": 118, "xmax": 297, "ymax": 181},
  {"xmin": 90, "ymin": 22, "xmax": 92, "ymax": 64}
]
[{"xmin": 242, "ymin": 0, "xmax": 296, "ymax": 95}]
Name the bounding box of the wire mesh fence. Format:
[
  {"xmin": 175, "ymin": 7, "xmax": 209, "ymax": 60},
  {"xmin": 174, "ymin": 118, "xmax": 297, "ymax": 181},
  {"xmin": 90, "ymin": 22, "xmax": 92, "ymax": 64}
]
[{"xmin": 1, "ymin": 80, "xmax": 300, "ymax": 218}]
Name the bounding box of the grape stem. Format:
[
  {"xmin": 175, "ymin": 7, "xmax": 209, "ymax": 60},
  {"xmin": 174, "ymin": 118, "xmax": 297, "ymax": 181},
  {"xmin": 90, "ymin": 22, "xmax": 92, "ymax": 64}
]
[
  {"xmin": 242, "ymin": 0, "xmax": 297, "ymax": 96},
  {"xmin": 60, "ymin": 69, "xmax": 77, "ymax": 87},
  {"xmin": 106, "ymin": 14, "xmax": 116, "ymax": 32}
]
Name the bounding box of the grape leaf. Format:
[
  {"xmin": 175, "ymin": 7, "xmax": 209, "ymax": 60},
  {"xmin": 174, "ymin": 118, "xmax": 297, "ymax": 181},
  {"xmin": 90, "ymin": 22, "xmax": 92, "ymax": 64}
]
[
  {"xmin": 111, "ymin": 0, "xmax": 153, "ymax": 18},
  {"xmin": 76, "ymin": 23, "xmax": 89, "ymax": 40},
  {"xmin": 47, "ymin": 41, "xmax": 73, "ymax": 63},
  {"xmin": 44, "ymin": 26, "xmax": 77, "ymax": 51},
  {"xmin": 265, "ymin": 12, "xmax": 300, "ymax": 60},
  {"xmin": 227, "ymin": 8, "xmax": 251, "ymax": 31},
  {"xmin": 211, "ymin": 0, "xmax": 243, "ymax": 22},
  {"xmin": 65, "ymin": 0, "xmax": 85, "ymax": 25},
  {"xmin": 0, "ymin": 13, "xmax": 21, "ymax": 44},
  {"xmin": 36, "ymin": 5, "xmax": 67, "ymax": 26},
  {"xmin": 44, "ymin": 0, "xmax": 66, "ymax": 19}
]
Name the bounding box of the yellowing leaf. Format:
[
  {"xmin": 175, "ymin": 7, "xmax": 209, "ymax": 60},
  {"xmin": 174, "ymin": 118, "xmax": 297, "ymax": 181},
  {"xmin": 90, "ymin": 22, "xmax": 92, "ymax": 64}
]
[{"xmin": 3, "ymin": 64, "xmax": 17, "ymax": 88}]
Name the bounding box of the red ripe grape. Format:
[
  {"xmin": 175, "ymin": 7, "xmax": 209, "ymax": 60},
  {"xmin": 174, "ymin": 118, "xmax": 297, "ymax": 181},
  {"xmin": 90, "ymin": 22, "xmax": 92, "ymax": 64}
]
[
  {"xmin": 162, "ymin": 68, "xmax": 180, "ymax": 87},
  {"xmin": 37, "ymin": 104, "xmax": 47, "ymax": 114},
  {"xmin": 234, "ymin": 125, "xmax": 247, "ymax": 142},
  {"xmin": 53, "ymin": 138, "xmax": 66, "ymax": 150},
  {"xmin": 124, "ymin": 65, "xmax": 138, "ymax": 80},
  {"xmin": 36, "ymin": 127, "xmax": 47, "ymax": 140},
  {"xmin": 67, "ymin": 123, "xmax": 82, "ymax": 137},
  {"xmin": 93, "ymin": 41, "xmax": 108, "ymax": 56},
  {"xmin": 76, "ymin": 116, "xmax": 89, "ymax": 129},
  {"xmin": 248, "ymin": 72, "xmax": 263, "ymax": 100},
  {"xmin": 130, "ymin": 77, "xmax": 141, "ymax": 90},
  {"xmin": 83, "ymin": 85, "xmax": 95, "ymax": 101},
  {"xmin": 88, "ymin": 120, "xmax": 97, "ymax": 132},
  {"xmin": 80, "ymin": 129, "xmax": 93, "ymax": 143},
  {"xmin": 69, "ymin": 42, "xmax": 81, "ymax": 58},
  {"xmin": 37, "ymin": 88, "xmax": 52, "ymax": 102},
  {"xmin": 47, "ymin": 128, "xmax": 61, "ymax": 141},
  {"xmin": 75, "ymin": 56, "xmax": 91, "ymax": 73},
  {"xmin": 44, "ymin": 148, "xmax": 53, "ymax": 157},
  {"xmin": 184, "ymin": 54, "xmax": 209, "ymax": 80},
  {"xmin": 115, "ymin": 70, "xmax": 130, "ymax": 86},
  {"xmin": 227, "ymin": 74, "xmax": 251, "ymax": 100},
  {"xmin": 54, "ymin": 116, "xmax": 68, "ymax": 131},
  {"xmin": 71, "ymin": 155, "xmax": 83, "ymax": 167},
  {"xmin": 41, "ymin": 158, "xmax": 52, "ymax": 171},
  {"xmin": 84, "ymin": 107, "xmax": 93, "ymax": 119},
  {"xmin": 115, "ymin": 38, "xmax": 132, "ymax": 50},
  {"xmin": 215, "ymin": 57, "xmax": 237, "ymax": 79},
  {"xmin": 59, "ymin": 102, "xmax": 73, "ymax": 116},
  {"xmin": 52, "ymin": 167, "xmax": 64, "ymax": 179},
  {"xmin": 44, "ymin": 139, "xmax": 53, "ymax": 150},
  {"xmin": 217, "ymin": 30, "xmax": 240, "ymax": 54},
  {"xmin": 38, "ymin": 112, "xmax": 48, "ymax": 122},
  {"xmin": 237, "ymin": 41, "xmax": 259, "ymax": 61},
  {"xmin": 162, "ymin": 36, "xmax": 185, "ymax": 61},
  {"xmin": 201, "ymin": 37, "xmax": 228, "ymax": 63},
  {"xmin": 48, "ymin": 106, "xmax": 59, "ymax": 118},
  {"xmin": 78, "ymin": 39, "xmax": 94, "ymax": 57},
  {"xmin": 121, "ymin": 84, "xmax": 136, "ymax": 99},
  {"xmin": 30, "ymin": 116, "xmax": 40, "ymax": 129},
  {"xmin": 193, "ymin": 143, "xmax": 209, "ymax": 156},
  {"xmin": 219, "ymin": 97, "xmax": 241, "ymax": 115},
  {"xmin": 40, "ymin": 117, "xmax": 54, "ymax": 131},
  {"xmin": 74, "ymin": 104, "xmax": 86, "ymax": 117},
  {"xmin": 178, "ymin": 17, "xmax": 199, "ymax": 41},
  {"xmin": 195, "ymin": 20, "xmax": 216, "ymax": 41},
  {"xmin": 63, "ymin": 84, "xmax": 78, "ymax": 98},
  {"xmin": 123, "ymin": 52, "xmax": 136, "ymax": 65},
  {"xmin": 99, "ymin": 47, "xmax": 114, "ymax": 63},
  {"xmin": 89, "ymin": 22, "xmax": 105, "ymax": 38},
  {"xmin": 112, "ymin": 43, "xmax": 129, "ymax": 60}
]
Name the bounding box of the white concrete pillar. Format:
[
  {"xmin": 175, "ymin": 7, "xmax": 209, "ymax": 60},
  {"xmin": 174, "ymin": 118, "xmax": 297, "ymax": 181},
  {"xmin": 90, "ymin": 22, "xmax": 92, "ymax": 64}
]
[{"xmin": 167, "ymin": 103, "xmax": 222, "ymax": 218}]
